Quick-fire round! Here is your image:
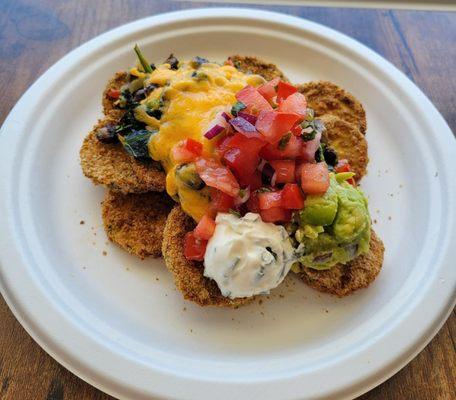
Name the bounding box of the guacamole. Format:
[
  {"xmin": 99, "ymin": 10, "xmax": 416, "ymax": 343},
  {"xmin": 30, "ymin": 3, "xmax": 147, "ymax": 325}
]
[{"xmin": 293, "ymin": 174, "xmax": 371, "ymax": 270}]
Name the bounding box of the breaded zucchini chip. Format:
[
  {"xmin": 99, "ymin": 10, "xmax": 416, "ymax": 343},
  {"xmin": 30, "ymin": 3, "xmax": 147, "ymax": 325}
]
[
  {"xmin": 80, "ymin": 112, "xmax": 166, "ymax": 194},
  {"xmin": 298, "ymin": 81, "xmax": 367, "ymax": 134},
  {"xmin": 162, "ymin": 206, "xmax": 253, "ymax": 307},
  {"xmin": 299, "ymin": 230, "xmax": 384, "ymax": 297},
  {"xmin": 226, "ymin": 55, "xmax": 287, "ymax": 81},
  {"xmin": 322, "ymin": 115, "xmax": 368, "ymax": 182},
  {"xmin": 102, "ymin": 191, "xmax": 174, "ymax": 259},
  {"xmin": 102, "ymin": 71, "xmax": 128, "ymax": 115}
]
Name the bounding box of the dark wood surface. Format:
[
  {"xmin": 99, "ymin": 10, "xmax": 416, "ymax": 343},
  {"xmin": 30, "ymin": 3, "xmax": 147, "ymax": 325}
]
[{"xmin": 0, "ymin": 1, "xmax": 455, "ymax": 399}]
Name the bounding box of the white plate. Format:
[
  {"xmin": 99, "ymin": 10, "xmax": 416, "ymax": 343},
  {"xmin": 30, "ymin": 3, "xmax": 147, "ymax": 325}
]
[{"xmin": 0, "ymin": 8, "xmax": 455, "ymax": 400}]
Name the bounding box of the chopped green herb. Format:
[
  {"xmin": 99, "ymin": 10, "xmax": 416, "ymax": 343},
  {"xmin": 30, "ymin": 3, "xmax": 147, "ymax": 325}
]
[
  {"xmin": 257, "ymin": 187, "xmax": 273, "ymax": 193},
  {"xmin": 315, "ymin": 144, "xmax": 326, "ymax": 163},
  {"xmin": 278, "ymin": 132, "xmax": 291, "ymax": 150},
  {"xmin": 115, "ymin": 109, "xmax": 145, "ymax": 136},
  {"xmin": 117, "ymin": 89, "xmax": 139, "ymax": 110},
  {"xmin": 121, "ymin": 129, "xmax": 155, "ymax": 159},
  {"xmin": 300, "ymin": 107, "xmax": 325, "ymax": 142},
  {"xmin": 301, "ymin": 130, "xmax": 316, "ymax": 142},
  {"xmin": 134, "ymin": 44, "xmax": 153, "ymax": 73},
  {"xmin": 229, "ymin": 209, "xmax": 241, "ymax": 217},
  {"xmin": 231, "ymin": 101, "xmax": 246, "ymax": 116}
]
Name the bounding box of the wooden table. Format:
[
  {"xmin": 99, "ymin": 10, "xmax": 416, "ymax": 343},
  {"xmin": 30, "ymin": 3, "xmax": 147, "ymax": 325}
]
[{"xmin": 0, "ymin": 1, "xmax": 455, "ymax": 399}]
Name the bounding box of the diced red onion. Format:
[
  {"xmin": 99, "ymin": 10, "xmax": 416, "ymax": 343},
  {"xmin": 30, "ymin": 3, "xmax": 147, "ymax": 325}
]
[
  {"xmin": 203, "ymin": 111, "xmax": 230, "ymax": 139},
  {"xmin": 221, "ymin": 112, "xmax": 231, "ymax": 122},
  {"xmin": 204, "ymin": 124, "xmax": 225, "ymax": 139},
  {"xmin": 301, "ymin": 131, "xmax": 322, "ymax": 162},
  {"xmin": 229, "ymin": 117, "xmax": 258, "ymax": 137},
  {"xmin": 237, "ymin": 112, "xmax": 257, "ymax": 125}
]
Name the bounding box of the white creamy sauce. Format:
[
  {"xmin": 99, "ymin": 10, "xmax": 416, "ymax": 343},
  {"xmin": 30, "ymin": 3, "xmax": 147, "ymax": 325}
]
[{"xmin": 204, "ymin": 213, "xmax": 295, "ymax": 299}]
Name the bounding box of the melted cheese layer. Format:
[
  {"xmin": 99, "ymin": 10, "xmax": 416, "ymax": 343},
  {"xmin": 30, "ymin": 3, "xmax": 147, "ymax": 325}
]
[{"xmin": 146, "ymin": 61, "xmax": 264, "ymax": 221}]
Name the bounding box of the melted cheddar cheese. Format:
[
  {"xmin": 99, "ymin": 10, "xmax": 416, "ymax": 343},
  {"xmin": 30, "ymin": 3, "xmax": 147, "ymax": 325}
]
[{"xmin": 142, "ymin": 61, "xmax": 264, "ymax": 221}]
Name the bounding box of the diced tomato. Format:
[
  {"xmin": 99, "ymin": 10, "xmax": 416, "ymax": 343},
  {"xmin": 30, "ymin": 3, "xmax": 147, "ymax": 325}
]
[
  {"xmin": 195, "ymin": 157, "xmax": 240, "ymax": 197},
  {"xmin": 300, "ymin": 162, "xmax": 330, "ymax": 195},
  {"xmin": 258, "ymin": 191, "xmax": 282, "ymax": 210},
  {"xmin": 224, "ymin": 148, "xmax": 260, "ymax": 186},
  {"xmin": 220, "ymin": 133, "xmax": 265, "ymax": 186},
  {"xmin": 215, "ymin": 135, "xmax": 232, "ymax": 157},
  {"xmin": 171, "ymin": 138, "xmax": 203, "ymax": 163},
  {"xmin": 185, "ymin": 138, "xmax": 203, "ymax": 155},
  {"xmin": 218, "ymin": 133, "xmax": 265, "ymax": 153},
  {"xmin": 246, "ymin": 191, "xmax": 260, "ymax": 213},
  {"xmin": 257, "ymin": 77, "xmax": 280, "ymax": 103},
  {"xmin": 184, "ymin": 232, "xmax": 207, "ymax": 261},
  {"xmin": 256, "ymin": 111, "xmax": 302, "ymax": 144},
  {"xmin": 291, "ymin": 124, "xmax": 302, "ymax": 136},
  {"xmin": 281, "ymin": 183, "xmax": 304, "ymax": 209},
  {"xmin": 269, "ymin": 160, "xmax": 295, "ymax": 184},
  {"xmin": 277, "ymin": 81, "xmax": 298, "ymax": 103},
  {"xmin": 295, "ymin": 162, "xmax": 305, "ymax": 182},
  {"xmin": 335, "ymin": 159, "xmax": 351, "ymax": 173},
  {"xmin": 260, "ymin": 134, "xmax": 302, "ymax": 160},
  {"xmin": 278, "ymin": 92, "xmax": 307, "ymax": 118},
  {"xmin": 236, "ymin": 85, "xmax": 273, "ymax": 114},
  {"xmin": 210, "ymin": 188, "xmax": 235, "ymax": 213},
  {"xmin": 107, "ymin": 88, "xmax": 120, "ymax": 99},
  {"xmin": 335, "ymin": 159, "xmax": 356, "ymax": 186},
  {"xmin": 194, "ymin": 215, "xmax": 216, "ymax": 241},
  {"xmin": 260, "ymin": 207, "xmax": 292, "ymax": 223}
]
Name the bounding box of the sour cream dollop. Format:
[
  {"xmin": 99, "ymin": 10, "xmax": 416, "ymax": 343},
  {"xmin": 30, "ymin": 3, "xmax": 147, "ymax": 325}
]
[{"xmin": 204, "ymin": 213, "xmax": 295, "ymax": 299}]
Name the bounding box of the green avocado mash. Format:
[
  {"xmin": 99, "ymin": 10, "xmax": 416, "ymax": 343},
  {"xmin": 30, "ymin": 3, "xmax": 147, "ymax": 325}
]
[{"xmin": 293, "ymin": 173, "xmax": 371, "ymax": 270}]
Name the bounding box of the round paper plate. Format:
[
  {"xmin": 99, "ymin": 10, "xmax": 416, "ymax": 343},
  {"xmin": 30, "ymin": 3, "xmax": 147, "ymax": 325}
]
[{"xmin": 0, "ymin": 8, "xmax": 455, "ymax": 400}]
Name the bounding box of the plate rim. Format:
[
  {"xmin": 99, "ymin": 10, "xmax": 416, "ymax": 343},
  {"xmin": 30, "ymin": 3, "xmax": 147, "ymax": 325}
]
[{"xmin": 1, "ymin": 7, "xmax": 455, "ymax": 400}]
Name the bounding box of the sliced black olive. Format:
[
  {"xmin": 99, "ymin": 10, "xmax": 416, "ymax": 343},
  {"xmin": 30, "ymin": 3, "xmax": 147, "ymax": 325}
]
[
  {"xmin": 133, "ymin": 88, "xmax": 147, "ymax": 102},
  {"xmin": 96, "ymin": 125, "xmax": 119, "ymax": 143},
  {"xmin": 323, "ymin": 146, "xmax": 338, "ymax": 167},
  {"xmin": 175, "ymin": 163, "xmax": 205, "ymax": 190},
  {"xmin": 132, "ymin": 83, "xmax": 157, "ymax": 103},
  {"xmin": 164, "ymin": 53, "xmax": 179, "ymax": 70},
  {"xmin": 146, "ymin": 108, "xmax": 162, "ymax": 119}
]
